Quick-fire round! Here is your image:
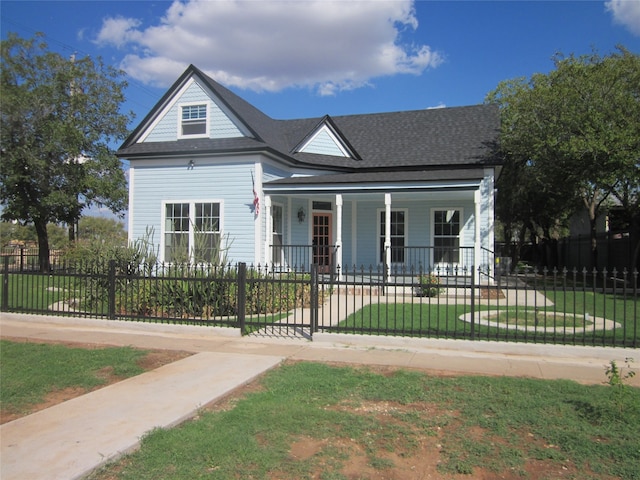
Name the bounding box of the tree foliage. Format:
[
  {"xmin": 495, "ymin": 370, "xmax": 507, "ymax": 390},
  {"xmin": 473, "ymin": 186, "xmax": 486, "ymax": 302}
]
[
  {"xmin": 0, "ymin": 33, "xmax": 133, "ymax": 270},
  {"xmin": 487, "ymin": 46, "xmax": 640, "ymax": 269}
]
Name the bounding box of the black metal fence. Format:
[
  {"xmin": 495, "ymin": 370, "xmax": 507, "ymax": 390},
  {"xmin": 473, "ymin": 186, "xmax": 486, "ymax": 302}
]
[
  {"xmin": 0, "ymin": 247, "xmax": 64, "ymax": 272},
  {"xmin": 323, "ymin": 265, "xmax": 638, "ymax": 348},
  {"xmin": 1, "ymin": 255, "xmax": 638, "ymax": 347}
]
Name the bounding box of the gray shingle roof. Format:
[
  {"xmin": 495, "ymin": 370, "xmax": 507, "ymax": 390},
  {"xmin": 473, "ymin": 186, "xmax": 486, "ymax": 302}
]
[{"xmin": 118, "ymin": 65, "xmax": 500, "ymax": 173}]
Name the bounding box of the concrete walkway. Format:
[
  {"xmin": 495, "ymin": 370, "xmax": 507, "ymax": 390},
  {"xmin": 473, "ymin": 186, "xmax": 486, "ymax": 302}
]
[{"xmin": 1, "ymin": 312, "xmax": 639, "ymax": 480}]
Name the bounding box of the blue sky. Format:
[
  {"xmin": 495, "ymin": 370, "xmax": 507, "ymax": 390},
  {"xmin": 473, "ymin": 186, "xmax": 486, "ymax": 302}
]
[{"xmin": 3, "ymin": 0, "xmax": 639, "ymax": 127}]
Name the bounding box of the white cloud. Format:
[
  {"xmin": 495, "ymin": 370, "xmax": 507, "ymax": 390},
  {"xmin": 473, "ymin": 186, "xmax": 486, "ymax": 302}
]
[
  {"xmin": 94, "ymin": 16, "xmax": 143, "ymax": 49},
  {"xmin": 95, "ymin": 0, "xmax": 442, "ymax": 94},
  {"xmin": 606, "ymin": 0, "xmax": 640, "ymax": 36}
]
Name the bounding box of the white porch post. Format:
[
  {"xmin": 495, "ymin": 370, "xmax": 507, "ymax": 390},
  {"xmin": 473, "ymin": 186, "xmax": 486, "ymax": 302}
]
[
  {"xmin": 335, "ymin": 194, "xmax": 343, "ymax": 280},
  {"xmin": 264, "ymin": 195, "xmax": 272, "ymax": 267},
  {"xmin": 385, "ymin": 193, "xmax": 392, "ymax": 281},
  {"xmin": 253, "ymin": 162, "xmax": 263, "ymax": 265},
  {"xmin": 474, "ymin": 189, "xmax": 481, "ymax": 284}
]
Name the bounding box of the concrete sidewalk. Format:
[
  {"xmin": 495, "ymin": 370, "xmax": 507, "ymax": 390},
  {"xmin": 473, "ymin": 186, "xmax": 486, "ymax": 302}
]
[
  {"xmin": 1, "ymin": 351, "xmax": 283, "ymax": 480},
  {"xmin": 1, "ymin": 312, "xmax": 639, "ymax": 480}
]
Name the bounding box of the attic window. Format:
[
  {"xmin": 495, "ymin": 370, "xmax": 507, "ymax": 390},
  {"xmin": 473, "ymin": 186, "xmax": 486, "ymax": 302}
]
[{"xmin": 181, "ymin": 104, "xmax": 207, "ymax": 136}]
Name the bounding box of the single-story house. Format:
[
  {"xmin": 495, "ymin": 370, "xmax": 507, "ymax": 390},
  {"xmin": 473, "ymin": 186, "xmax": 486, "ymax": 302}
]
[{"xmin": 117, "ymin": 65, "xmax": 500, "ymax": 280}]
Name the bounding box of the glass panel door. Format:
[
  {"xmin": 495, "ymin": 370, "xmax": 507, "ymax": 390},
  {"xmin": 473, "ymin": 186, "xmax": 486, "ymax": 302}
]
[{"xmin": 312, "ymin": 213, "xmax": 332, "ymax": 272}]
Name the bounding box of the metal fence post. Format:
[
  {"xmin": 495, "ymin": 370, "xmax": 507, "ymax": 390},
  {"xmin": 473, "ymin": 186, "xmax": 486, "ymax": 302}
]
[
  {"xmin": 470, "ymin": 265, "xmax": 476, "ymax": 340},
  {"xmin": 237, "ymin": 262, "xmax": 247, "ymax": 332},
  {"xmin": 310, "ymin": 263, "xmax": 319, "ymax": 335},
  {"xmin": 108, "ymin": 260, "xmax": 117, "ymax": 320},
  {"xmin": 1, "ymin": 256, "xmax": 9, "ymax": 311}
]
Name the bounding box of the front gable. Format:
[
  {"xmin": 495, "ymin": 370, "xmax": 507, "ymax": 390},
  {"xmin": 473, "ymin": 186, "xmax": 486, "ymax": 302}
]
[
  {"xmin": 137, "ymin": 76, "xmax": 252, "ymax": 144},
  {"xmin": 293, "ymin": 116, "xmax": 361, "ymax": 160}
]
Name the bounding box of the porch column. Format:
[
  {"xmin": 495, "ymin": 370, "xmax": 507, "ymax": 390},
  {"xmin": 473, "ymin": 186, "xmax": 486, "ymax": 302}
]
[
  {"xmin": 385, "ymin": 193, "xmax": 392, "ymax": 280},
  {"xmin": 474, "ymin": 189, "xmax": 481, "ymax": 284},
  {"xmin": 264, "ymin": 195, "xmax": 272, "ymax": 267},
  {"xmin": 335, "ymin": 194, "xmax": 343, "ymax": 280},
  {"xmin": 253, "ymin": 162, "xmax": 263, "ymax": 265}
]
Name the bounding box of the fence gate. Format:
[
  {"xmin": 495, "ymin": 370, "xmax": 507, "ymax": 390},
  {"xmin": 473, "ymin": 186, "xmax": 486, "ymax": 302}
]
[{"xmin": 240, "ymin": 264, "xmax": 319, "ymax": 339}]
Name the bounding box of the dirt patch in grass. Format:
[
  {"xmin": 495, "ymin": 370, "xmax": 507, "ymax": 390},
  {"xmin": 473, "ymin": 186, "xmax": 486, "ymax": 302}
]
[
  {"xmin": 268, "ymin": 393, "xmax": 594, "ymax": 480},
  {"xmin": 0, "ymin": 337, "xmax": 192, "ymax": 424}
]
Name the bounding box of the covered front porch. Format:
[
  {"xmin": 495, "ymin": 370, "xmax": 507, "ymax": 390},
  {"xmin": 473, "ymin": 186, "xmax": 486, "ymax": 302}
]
[{"xmin": 260, "ymin": 180, "xmax": 495, "ymax": 283}]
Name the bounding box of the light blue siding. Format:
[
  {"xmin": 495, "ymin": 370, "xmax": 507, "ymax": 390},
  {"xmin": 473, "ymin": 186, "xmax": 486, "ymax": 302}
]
[
  {"xmin": 263, "ymin": 163, "xmax": 290, "ymax": 182},
  {"xmin": 340, "ymin": 200, "xmax": 353, "ymax": 267},
  {"xmin": 355, "ymin": 201, "xmax": 379, "ymax": 268},
  {"xmin": 131, "ymin": 161, "xmax": 259, "ymax": 264},
  {"xmin": 144, "ymin": 81, "xmax": 244, "ymax": 142},
  {"xmin": 301, "ymin": 129, "xmax": 347, "ymax": 157}
]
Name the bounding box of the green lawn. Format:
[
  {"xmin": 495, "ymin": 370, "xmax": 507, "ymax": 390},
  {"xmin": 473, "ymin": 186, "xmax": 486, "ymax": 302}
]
[
  {"xmin": 0, "ymin": 340, "xmax": 147, "ymax": 418},
  {"xmin": 87, "ymin": 362, "xmax": 640, "ymax": 480},
  {"xmin": 333, "ymin": 290, "xmax": 639, "ymax": 345},
  {"xmin": 4, "ymin": 273, "xmax": 80, "ymax": 312}
]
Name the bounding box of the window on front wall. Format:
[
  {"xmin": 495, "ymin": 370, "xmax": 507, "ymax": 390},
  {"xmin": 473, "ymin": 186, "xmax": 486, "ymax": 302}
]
[
  {"xmin": 181, "ymin": 104, "xmax": 207, "ymax": 136},
  {"xmin": 433, "ymin": 209, "xmax": 460, "ymax": 265},
  {"xmin": 193, "ymin": 202, "xmax": 221, "ymax": 263},
  {"xmin": 164, "ymin": 202, "xmax": 220, "ymax": 263},
  {"xmin": 379, "ymin": 210, "xmax": 406, "ymax": 264}
]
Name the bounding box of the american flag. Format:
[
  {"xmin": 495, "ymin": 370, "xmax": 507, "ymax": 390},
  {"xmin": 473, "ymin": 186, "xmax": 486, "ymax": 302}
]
[{"xmin": 251, "ymin": 172, "xmax": 259, "ymax": 215}]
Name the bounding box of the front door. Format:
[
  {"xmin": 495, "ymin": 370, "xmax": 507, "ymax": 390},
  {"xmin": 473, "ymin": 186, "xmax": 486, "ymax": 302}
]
[{"xmin": 312, "ymin": 213, "xmax": 332, "ymax": 273}]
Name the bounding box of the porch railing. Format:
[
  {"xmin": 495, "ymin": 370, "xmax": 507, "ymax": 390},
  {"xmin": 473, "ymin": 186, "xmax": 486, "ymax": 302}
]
[
  {"xmin": 385, "ymin": 246, "xmax": 477, "ymax": 275},
  {"xmin": 270, "ymin": 244, "xmax": 339, "ymax": 273},
  {"xmin": 270, "ymin": 245, "xmax": 492, "ymax": 277}
]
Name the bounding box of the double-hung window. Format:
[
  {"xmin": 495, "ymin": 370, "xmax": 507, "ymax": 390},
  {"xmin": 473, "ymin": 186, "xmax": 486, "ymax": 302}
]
[
  {"xmin": 379, "ymin": 210, "xmax": 406, "ymax": 264},
  {"xmin": 164, "ymin": 201, "xmax": 221, "ymax": 263},
  {"xmin": 433, "ymin": 209, "xmax": 461, "ymax": 265},
  {"xmin": 180, "ymin": 104, "xmax": 207, "ymax": 136}
]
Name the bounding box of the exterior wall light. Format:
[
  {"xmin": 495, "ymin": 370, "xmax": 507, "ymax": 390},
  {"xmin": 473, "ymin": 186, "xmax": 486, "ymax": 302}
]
[{"xmin": 297, "ymin": 207, "xmax": 306, "ymax": 223}]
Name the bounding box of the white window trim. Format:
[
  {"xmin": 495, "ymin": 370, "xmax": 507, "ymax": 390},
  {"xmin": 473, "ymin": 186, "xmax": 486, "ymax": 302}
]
[
  {"xmin": 430, "ymin": 207, "xmax": 464, "ymax": 270},
  {"xmin": 177, "ymin": 101, "xmax": 210, "ymax": 139},
  {"xmin": 376, "ymin": 207, "xmax": 409, "ymax": 265},
  {"xmin": 160, "ymin": 199, "xmax": 224, "ymax": 264}
]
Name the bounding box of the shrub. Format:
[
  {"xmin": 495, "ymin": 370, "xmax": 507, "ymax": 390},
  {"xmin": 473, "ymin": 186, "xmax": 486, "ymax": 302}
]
[
  {"xmin": 246, "ymin": 272, "xmax": 313, "ymax": 314},
  {"xmin": 416, "ymin": 273, "xmax": 442, "ymax": 297},
  {"xmin": 114, "ymin": 267, "xmax": 318, "ymax": 320}
]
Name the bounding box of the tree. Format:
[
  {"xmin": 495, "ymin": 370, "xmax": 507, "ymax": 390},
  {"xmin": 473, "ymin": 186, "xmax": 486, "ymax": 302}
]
[
  {"xmin": 77, "ymin": 216, "xmax": 127, "ymax": 244},
  {"xmin": 487, "ymin": 47, "xmax": 640, "ymax": 269},
  {"xmin": 0, "ymin": 33, "xmax": 133, "ymax": 271}
]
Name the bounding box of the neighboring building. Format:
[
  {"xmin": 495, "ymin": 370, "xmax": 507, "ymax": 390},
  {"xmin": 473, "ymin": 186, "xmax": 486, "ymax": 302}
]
[{"xmin": 117, "ymin": 65, "xmax": 500, "ymax": 279}]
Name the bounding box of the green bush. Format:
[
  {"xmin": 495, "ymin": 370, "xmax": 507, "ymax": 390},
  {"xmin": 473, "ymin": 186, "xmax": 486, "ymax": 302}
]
[
  {"xmin": 246, "ymin": 272, "xmax": 313, "ymax": 314},
  {"xmin": 416, "ymin": 273, "xmax": 442, "ymax": 297},
  {"xmin": 113, "ymin": 268, "xmax": 317, "ymax": 320}
]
